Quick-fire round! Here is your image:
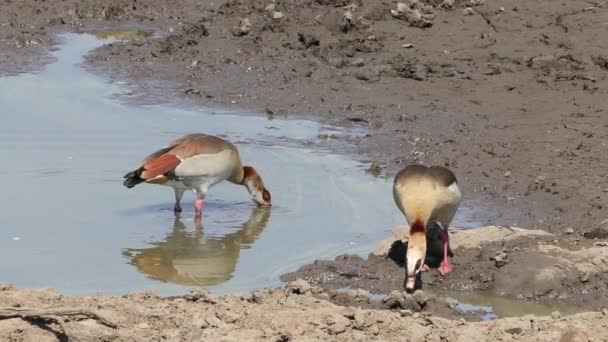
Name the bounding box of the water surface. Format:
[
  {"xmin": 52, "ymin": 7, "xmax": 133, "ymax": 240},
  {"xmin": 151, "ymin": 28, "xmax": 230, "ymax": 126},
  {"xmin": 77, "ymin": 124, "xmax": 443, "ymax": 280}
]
[{"xmin": 0, "ymin": 32, "xmax": 482, "ymax": 295}]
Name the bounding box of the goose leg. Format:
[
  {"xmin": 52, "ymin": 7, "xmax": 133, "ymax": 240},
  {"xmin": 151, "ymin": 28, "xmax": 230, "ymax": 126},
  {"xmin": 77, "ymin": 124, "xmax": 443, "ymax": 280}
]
[
  {"xmin": 194, "ymin": 187, "xmax": 207, "ymax": 217},
  {"xmin": 174, "ymin": 188, "xmax": 185, "ymax": 213},
  {"xmin": 195, "ymin": 198, "xmax": 204, "ymax": 216},
  {"xmin": 438, "ymin": 228, "xmax": 452, "ymax": 276}
]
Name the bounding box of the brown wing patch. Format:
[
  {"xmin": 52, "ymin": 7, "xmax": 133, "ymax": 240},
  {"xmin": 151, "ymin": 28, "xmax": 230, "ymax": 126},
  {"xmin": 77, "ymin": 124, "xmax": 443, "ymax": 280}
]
[
  {"xmin": 145, "ymin": 176, "xmax": 170, "ymax": 185},
  {"xmin": 140, "ymin": 154, "xmax": 181, "ymax": 179}
]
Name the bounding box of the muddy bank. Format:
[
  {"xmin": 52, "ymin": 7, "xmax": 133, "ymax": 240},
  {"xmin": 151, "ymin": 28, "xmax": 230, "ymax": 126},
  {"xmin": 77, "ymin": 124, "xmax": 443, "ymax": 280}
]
[
  {"xmin": 283, "ymin": 225, "xmax": 608, "ymax": 313},
  {"xmin": 2, "ymin": 0, "xmax": 607, "ymax": 232},
  {"xmin": 1, "ymin": 282, "xmax": 608, "ymax": 342}
]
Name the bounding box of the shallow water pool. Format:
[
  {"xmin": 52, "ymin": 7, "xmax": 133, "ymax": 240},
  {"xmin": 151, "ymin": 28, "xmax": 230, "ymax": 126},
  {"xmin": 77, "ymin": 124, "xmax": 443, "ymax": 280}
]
[{"xmin": 0, "ymin": 32, "xmax": 482, "ymax": 295}]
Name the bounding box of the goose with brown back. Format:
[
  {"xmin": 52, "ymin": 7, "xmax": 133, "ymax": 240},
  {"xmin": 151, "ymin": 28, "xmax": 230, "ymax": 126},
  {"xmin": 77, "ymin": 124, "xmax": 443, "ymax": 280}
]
[
  {"xmin": 123, "ymin": 133, "xmax": 271, "ymax": 216},
  {"xmin": 393, "ymin": 164, "xmax": 461, "ymax": 292}
]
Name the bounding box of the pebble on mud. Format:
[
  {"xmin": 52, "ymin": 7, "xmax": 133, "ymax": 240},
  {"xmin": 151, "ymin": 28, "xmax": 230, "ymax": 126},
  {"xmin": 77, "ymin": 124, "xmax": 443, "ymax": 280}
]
[
  {"xmin": 346, "ymin": 288, "xmax": 370, "ymax": 302},
  {"xmin": 463, "ymin": 7, "xmax": 475, "ymax": 16},
  {"xmin": 412, "ymin": 290, "xmax": 428, "ymax": 307},
  {"xmin": 327, "ymin": 315, "xmax": 351, "ymax": 335},
  {"xmin": 232, "ymin": 18, "xmax": 252, "ymax": 36},
  {"xmin": 551, "ymin": 311, "xmax": 561, "ymax": 319},
  {"xmin": 440, "ymin": 0, "xmax": 455, "ymax": 9},
  {"xmin": 272, "ymin": 11, "xmax": 284, "ymax": 20},
  {"xmin": 287, "ymin": 279, "xmax": 312, "ymax": 294},
  {"xmin": 400, "ymin": 309, "xmax": 413, "ymax": 317},
  {"xmin": 565, "ymin": 227, "xmax": 574, "ymax": 234},
  {"xmin": 351, "ymin": 58, "xmax": 365, "ymax": 67},
  {"xmin": 391, "ymin": 1, "xmax": 436, "ymax": 28},
  {"xmin": 466, "ymin": 0, "xmax": 485, "ymax": 6},
  {"xmin": 491, "ymin": 251, "xmax": 509, "ymax": 268},
  {"xmin": 383, "ymin": 291, "xmax": 421, "ymax": 311}
]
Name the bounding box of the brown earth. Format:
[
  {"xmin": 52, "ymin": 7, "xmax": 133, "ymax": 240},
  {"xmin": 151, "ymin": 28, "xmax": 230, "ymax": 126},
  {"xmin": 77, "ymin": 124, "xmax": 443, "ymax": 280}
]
[{"xmin": 2, "ymin": 282, "xmax": 608, "ymax": 342}]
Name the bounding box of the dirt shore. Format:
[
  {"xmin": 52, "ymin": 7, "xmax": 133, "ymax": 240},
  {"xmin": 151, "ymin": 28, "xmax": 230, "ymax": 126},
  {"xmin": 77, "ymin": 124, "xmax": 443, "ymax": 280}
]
[
  {"xmin": 1, "ymin": 281, "xmax": 608, "ymax": 342},
  {"xmin": 283, "ymin": 225, "xmax": 608, "ymax": 312},
  {"xmin": 3, "ymin": 0, "xmax": 608, "ymax": 232}
]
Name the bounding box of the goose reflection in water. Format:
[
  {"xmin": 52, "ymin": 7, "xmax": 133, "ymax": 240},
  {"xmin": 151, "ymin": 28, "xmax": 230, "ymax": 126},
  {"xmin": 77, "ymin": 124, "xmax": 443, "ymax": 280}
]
[{"xmin": 123, "ymin": 207, "xmax": 271, "ymax": 287}]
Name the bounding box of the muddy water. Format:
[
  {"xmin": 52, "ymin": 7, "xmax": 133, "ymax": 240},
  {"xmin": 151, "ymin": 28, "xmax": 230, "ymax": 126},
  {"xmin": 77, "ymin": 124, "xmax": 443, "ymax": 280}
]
[
  {"xmin": 447, "ymin": 292, "xmax": 584, "ymax": 320},
  {"xmin": 0, "ymin": 32, "xmax": 482, "ymax": 295}
]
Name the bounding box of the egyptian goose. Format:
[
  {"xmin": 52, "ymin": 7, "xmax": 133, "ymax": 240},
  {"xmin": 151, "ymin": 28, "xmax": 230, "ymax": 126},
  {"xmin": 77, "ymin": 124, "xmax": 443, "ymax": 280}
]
[
  {"xmin": 123, "ymin": 133, "xmax": 271, "ymax": 216},
  {"xmin": 393, "ymin": 164, "xmax": 461, "ymax": 292}
]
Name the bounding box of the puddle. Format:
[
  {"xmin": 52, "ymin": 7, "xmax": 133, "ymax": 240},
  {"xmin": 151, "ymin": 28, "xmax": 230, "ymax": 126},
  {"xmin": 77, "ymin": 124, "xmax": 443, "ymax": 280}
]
[
  {"xmin": 93, "ymin": 29, "xmax": 152, "ymax": 41},
  {"xmin": 0, "ymin": 31, "xmax": 482, "ymax": 296},
  {"xmin": 336, "ymin": 287, "xmax": 584, "ymax": 321},
  {"xmin": 445, "ymin": 292, "xmax": 585, "ymax": 320},
  {"xmin": 336, "ymin": 287, "xmax": 385, "ymax": 301}
]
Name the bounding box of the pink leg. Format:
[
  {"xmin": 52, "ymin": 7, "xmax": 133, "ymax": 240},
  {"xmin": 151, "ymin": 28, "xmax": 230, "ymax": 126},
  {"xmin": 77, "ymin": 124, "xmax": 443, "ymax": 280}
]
[
  {"xmin": 194, "ymin": 215, "xmax": 203, "ymax": 231},
  {"xmin": 438, "ymin": 229, "xmax": 452, "ymax": 276},
  {"xmin": 194, "ymin": 198, "xmax": 204, "ymax": 216}
]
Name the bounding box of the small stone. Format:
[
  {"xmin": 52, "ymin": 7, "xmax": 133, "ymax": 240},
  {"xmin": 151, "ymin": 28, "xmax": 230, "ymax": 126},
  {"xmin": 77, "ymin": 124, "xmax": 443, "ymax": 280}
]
[
  {"xmin": 252, "ymin": 290, "xmax": 267, "ymax": 304},
  {"xmin": 594, "ymin": 241, "xmax": 608, "ymax": 247},
  {"xmin": 491, "ymin": 251, "xmax": 509, "ymax": 268},
  {"xmin": 579, "ymin": 271, "xmax": 590, "ymax": 283},
  {"xmin": 402, "ymin": 43, "xmax": 414, "ymax": 48},
  {"xmin": 288, "ymin": 279, "xmax": 312, "ymax": 294},
  {"xmin": 440, "ymin": 0, "xmax": 455, "ymax": 9},
  {"xmin": 466, "ymin": 0, "xmax": 485, "ymax": 6},
  {"xmin": 272, "ymin": 11, "xmax": 284, "ymax": 20},
  {"xmin": 328, "ymin": 57, "xmax": 346, "ymax": 68},
  {"xmin": 265, "ymin": 4, "xmax": 275, "ymax": 11},
  {"xmin": 565, "ymin": 227, "xmax": 574, "ymax": 234},
  {"xmin": 551, "ymin": 311, "xmax": 561, "ymax": 319},
  {"xmin": 383, "ymin": 290, "xmax": 404, "ymax": 308},
  {"xmin": 137, "ymin": 322, "xmax": 150, "ymax": 329},
  {"xmin": 463, "ymin": 7, "xmax": 475, "ymax": 16},
  {"xmin": 354, "ymin": 311, "xmax": 366, "ymax": 329},
  {"xmin": 351, "ymin": 58, "xmax": 365, "ymax": 67},
  {"xmin": 232, "ymin": 18, "xmax": 252, "ymax": 36},
  {"xmin": 412, "ymin": 290, "xmax": 428, "ymax": 306},
  {"xmin": 553, "ymin": 239, "xmax": 559, "ymax": 244},
  {"xmin": 505, "ymin": 327, "xmax": 523, "ymax": 335},
  {"xmin": 412, "ymin": 312, "xmax": 421, "ymax": 319},
  {"xmin": 350, "ymin": 289, "xmax": 370, "ymax": 301},
  {"xmin": 602, "ymin": 308, "xmax": 608, "ymax": 316},
  {"xmin": 504, "ymin": 171, "xmax": 511, "ymax": 177},
  {"xmin": 400, "ymin": 309, "xmax": 413, "ymax": 317},
  {"xmin": 499, "ymin": 7, "xmax": 505, "ymax": 12},
  {"xmin": 327, "ymin": 315, "xmax": 350, "ymax": 335},
  {"xmin": 217, "ymin": 310, "xmax": 241, "ymax": 323},
  {"xmin": 368, "ymin": 324, "xmax": 380, "ymax": 335},
  {"xmin": 317, "ymin": 293, "xmax": 330, "ymax": 300},
  {"xmin": 205, "ymin": 315, "xmax": 226, "ymax": 328}
]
